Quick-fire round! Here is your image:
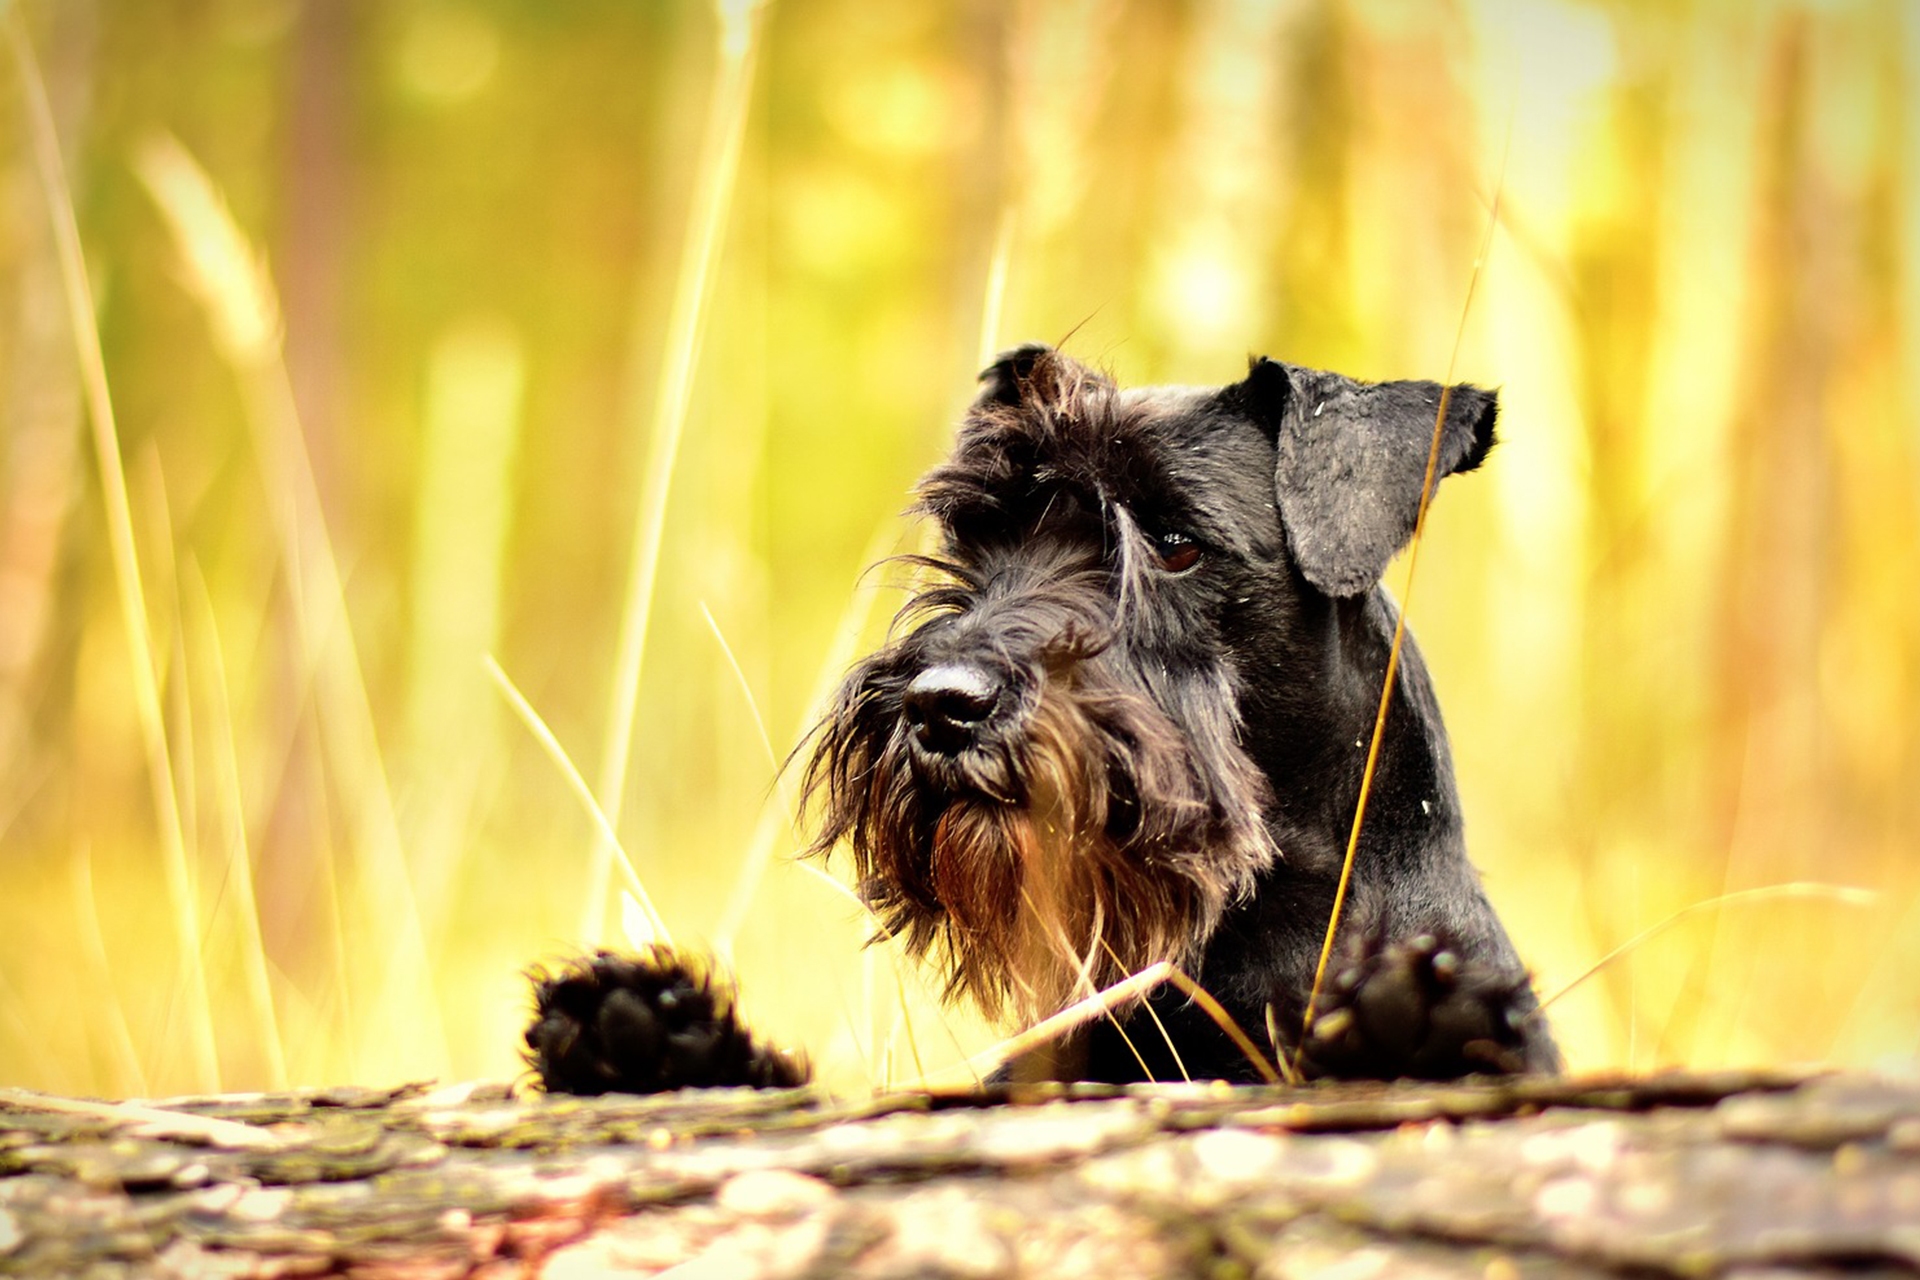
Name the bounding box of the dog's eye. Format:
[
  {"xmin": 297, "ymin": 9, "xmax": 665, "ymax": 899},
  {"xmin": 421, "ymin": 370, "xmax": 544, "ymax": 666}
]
[{"xmin": 1151, "ymin": 531, "xmax": 1202, "ymax": 574}]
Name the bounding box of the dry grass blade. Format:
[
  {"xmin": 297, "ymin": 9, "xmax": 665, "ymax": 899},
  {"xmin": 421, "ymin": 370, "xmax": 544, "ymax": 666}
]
[
  {"xmin": 1097, "ymin": 936, "xmax": 1189, "ymax": 1083},
  {"xmin": 1159, "ymin": 966, "xmax": 1289, "ymax": 1085},
  {"xmin": 484, "ymin": 655, "xmax": 670, "ymax": 946},
  {"xmin": 1011, "ymin": 888, "xmax": 1161, "ymax": 1083},
  {"xmin": 789, "ymin": 857, "xmax": 868, "ymax": 913},
  {"xmin": 930, "ymin": 961, "xmax": 1176, "ymax": 1086},
  {"xmin": 712, "ymin": 515, "xmax": 904, "ymax": 958},
  {"xmin": 887, "ymin": 963, "xmax": 927, "ymax": 1087},
  {"xmin": 1295, "ymin": 151, "xmax": 1508, "ymax": 1078},
  {"xmin": 911, "ymin": 962, "xmax": 1286, "ymax": 1087},
  {"xmin": 71, "ymin": 849, "xmax": 151, "ymax": 1097},
  {"xmin": 135, "ymin": 130, "xmax": 448, "ymax": 1081},
  {"xmin": 700, "ymin": 601, "xmax": 781, "ymax": 778},
  {"xmin": 403, "ymin": 321, "xmax": 524, "ymax": 922},
  {"xmin": 1540, "ymin": 882, "xmax": 1877, "ymax": 1012},
  {"xmin": 133, "ymin": 141, "xmax": 280, "ymax": 359},
  {"xmin": 976, "ymin": 205, "xmax": 1016, "ymax": 366},
  {"xmin": 6, "ymin": 13, "xmax": 219, "ymax": 1090},
  {"xmin": 1293, "ymin": 384, "xmax": 1456, "ymax": 1073},
  {"xmin": 587, "ymin": 0, "xmax": 769, "ymax": 943},
  {"xmin": 186, "ymin": 566, "xmax": 290, "ymax": 1089}
]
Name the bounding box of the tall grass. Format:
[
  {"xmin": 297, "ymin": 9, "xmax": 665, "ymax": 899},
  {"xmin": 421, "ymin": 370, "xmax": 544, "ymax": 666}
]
[
  {"xmin": 7, "ymin": 12, "xmax": 216, "ymax": 1089},
  {"xmin": 135, "ymin": 133, "xmax": 448, "ymax": 1084},
  {"xmin": 0, "ymin": 0, "xmax": 1913, "ymax": 1096},
  {"xmin": 585, "ymin": 0, "xmax": 768, "ymax": 947}
]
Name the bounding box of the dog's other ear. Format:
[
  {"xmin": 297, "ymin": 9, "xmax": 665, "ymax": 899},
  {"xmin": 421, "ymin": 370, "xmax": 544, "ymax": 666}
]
[
  {"xmin": 973, "ymin": 342, "xmax": 1057, "ymax": 408},
  {"xmin": 1240, "ymin": 356, "xmax": 1497, "ymax": 597}
]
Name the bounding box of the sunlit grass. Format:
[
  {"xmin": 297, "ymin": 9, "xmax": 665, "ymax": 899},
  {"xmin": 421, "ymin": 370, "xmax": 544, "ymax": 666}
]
[
  {"xmin": 483, "ymin": 654, "xmax": 666, "ymax": 948},
  {"xmin": 586, "ymin": 0, "xmax": 768, "ymax": 947},
  {"xmin": 7, "ymin": 12, "xmax": 217, "ymax": 1089},
  {"xmin": 184, "ymin": 565, "xmax": 289, "ymax": 1089},
  {"xmin": 1299, "ymin": 134, "xmax": 1508, "ymax": 1076},
  {"xmin": 135, "ymin": 131, "xmax": 448, "ymax": 1084},
  {"xmin": 1540, "ymin": 882, "xmax": 1881, "ymax": 1016}
]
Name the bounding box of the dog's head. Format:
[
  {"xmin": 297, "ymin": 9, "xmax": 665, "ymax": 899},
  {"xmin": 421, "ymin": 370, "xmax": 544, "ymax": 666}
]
[{"xmin": 802, "ymin": 344, "xmax": 1497, "ymax": 1026}]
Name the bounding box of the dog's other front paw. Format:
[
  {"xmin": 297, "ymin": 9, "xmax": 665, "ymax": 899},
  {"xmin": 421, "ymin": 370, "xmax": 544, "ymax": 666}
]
[
  {"xmin": 1299, "ymin": 932, "xmax": 1544, "ymax": 1081},
  {"xmin": 525, "ymin": 947, "xmax": 808, "ymax": 1095}
]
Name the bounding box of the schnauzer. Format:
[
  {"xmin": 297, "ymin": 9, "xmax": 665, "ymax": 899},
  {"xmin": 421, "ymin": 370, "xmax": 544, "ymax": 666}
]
[{"xmin": 526, "ymin": 344, "xmax": 1561, "ymax": 1094}]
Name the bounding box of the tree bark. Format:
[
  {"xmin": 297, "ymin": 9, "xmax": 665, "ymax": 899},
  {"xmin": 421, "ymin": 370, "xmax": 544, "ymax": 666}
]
[{"xmin": 3, "ymin": 1068, "xmax": 1916, "ymax": 1278}]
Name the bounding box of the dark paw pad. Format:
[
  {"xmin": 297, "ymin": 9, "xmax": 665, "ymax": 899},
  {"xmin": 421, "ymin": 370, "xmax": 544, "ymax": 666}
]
[
  {"xmin": 1301, "ymin": 932, "xmax": 1536, "ymax": 1080},
  {"xmin": 524, "ymin": 947, "xmax": 807, "ymax": 1095}
]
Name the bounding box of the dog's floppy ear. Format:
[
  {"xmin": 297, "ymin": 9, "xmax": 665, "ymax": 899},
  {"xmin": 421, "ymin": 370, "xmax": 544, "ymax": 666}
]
[
  {"xmin": 1241, "ymin": 356, "xmax": 1497, "ymax": 597},
  {"xmin": 973, "ymin": 342, "xmax": 1057, "ymax": 408}
]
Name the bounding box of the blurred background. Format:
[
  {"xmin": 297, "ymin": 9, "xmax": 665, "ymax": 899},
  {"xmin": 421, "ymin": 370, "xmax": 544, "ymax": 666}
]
[{"xmin": 0, "ymin": 0, "xmax": 1915, "ymax": 1098}]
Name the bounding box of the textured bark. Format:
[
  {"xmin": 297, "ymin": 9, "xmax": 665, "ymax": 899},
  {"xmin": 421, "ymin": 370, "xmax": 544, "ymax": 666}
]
[{"xmin": 3, "ymin": 1069, "xmax": 1917, "ymax": 1278}]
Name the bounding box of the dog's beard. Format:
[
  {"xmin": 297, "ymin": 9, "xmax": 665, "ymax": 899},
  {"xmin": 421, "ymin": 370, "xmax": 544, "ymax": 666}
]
[{"xmin": 806, "ymin": 664, "xmax": 1276, "ymax": 1029}]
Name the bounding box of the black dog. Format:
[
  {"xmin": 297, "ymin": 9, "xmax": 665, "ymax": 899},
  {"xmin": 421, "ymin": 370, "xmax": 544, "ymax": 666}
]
[{"xmin": 527, "ymin": 345, "xmax": 1561, "ymax": 1094}]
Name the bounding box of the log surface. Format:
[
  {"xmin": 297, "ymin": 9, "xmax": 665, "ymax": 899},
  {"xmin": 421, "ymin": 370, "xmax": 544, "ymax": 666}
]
[{"xmin": 3, "ymin": 1069, "xmax": 1917, "ymax": 1278}]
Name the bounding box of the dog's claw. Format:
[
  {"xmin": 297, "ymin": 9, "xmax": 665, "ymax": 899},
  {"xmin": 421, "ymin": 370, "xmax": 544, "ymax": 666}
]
[{"xmin": 1299, "ymin": 931, "xmax": 1536, "ymax": 1081}]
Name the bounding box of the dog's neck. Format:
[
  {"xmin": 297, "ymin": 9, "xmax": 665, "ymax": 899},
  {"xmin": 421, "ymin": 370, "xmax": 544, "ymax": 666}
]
[{"xmin": 1237, "ymin": 584, "xmax": 1465, "ymax": 879}]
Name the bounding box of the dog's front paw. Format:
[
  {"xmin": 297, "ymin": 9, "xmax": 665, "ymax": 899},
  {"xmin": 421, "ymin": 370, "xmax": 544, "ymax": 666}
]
[
  {"xmin": 1299, "ymin": 932, "xmax": 1538, "ymax": 1081},
  {"xmin": 524, "ymin": 947, "xmax": 808, "ymax": 1095}
]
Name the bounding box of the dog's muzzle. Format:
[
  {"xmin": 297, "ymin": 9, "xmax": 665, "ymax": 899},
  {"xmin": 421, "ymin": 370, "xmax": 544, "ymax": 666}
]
[{"xmin": 902, "ymin": 663, "xmax": 1003, "ymax": 756}]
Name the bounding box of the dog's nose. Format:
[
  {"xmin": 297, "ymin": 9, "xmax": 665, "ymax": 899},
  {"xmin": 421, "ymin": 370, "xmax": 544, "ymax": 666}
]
[{"xmin": 902, "ymin": 664, "xmax": 1001, "ymax": 754}]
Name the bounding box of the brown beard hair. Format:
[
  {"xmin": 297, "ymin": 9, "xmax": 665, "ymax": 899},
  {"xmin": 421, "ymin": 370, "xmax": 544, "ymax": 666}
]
[{"xmin": 894, "ymin": 689, "xmax": 1266, "ymax": 1028}]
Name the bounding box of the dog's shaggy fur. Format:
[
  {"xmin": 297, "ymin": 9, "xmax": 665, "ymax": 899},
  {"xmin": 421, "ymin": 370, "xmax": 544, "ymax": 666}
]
[{"xmin": 525, "ymin": 344, "xmax": 1561, "ymax": 1093}]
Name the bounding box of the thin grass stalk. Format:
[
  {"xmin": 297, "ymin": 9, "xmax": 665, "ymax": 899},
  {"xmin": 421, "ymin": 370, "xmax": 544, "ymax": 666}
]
[
  {"xmin": 187, "ymin": 566, "xmax": 291, "ymax": 1089},
  {"xmin": 134, "ymin": 133, "xmax": 448, "ymax": 1080},
  {"xmin": 1541, "ymin": 882, "xmax": 1876, "ymax": 1013},
  {"xmin": 403, "ymin": 321, "xmax": 524, "ymax": 928},
  {"xmin": 862, "ymin": 938, "xmax": 879, "ymax": 1084},
  {"xmin": 788, "ymin": 858, "xmax": 975, "ymax": 1088},
  {"xmin": 1295, "ymin": 158, "xmax": 1506, "ymax": 1074},
  {"xmin": 6, "ymin": 13, "xmax": 220, "ymax": 1090},
  {"xmin": 219, "ymin": 585, "xmax": 359, "ymax": 1082},
  {"xmin": 1293, "ymin": 386, "xmax": 1454, "ymax": 1070},
  {"xmin": 71, "ymin": 849, "xmax": 152, "ymax": 1097},
  {"xmin": 146, "ymin": 459, "xmax": 194, "ymax": 850},
  {"xmin": 1096, "ymin": 936, "xmax": 1188, "ymax": 1083},
  {"xmin": 699, "ymin": 601, "xmax": 781, "ymax": 779},
  {"xmin": 888, "ymin": 963, "xmax": 926, "ymax": 1086},
  {"xmin": 1027, "ymin": 900, "xmax": 1158, "ymax": 1083},
  {"xmin": 919, "ymin": 963, "xmax": 1176, "ymax": 1087},
  {"xmin": 711, "ymin": 516, "xmax": 901, "ymax": 958},
  {"xmin": 484, "ymin": 656, "xmax": 669, "ymax": 944},
  {"xmin": 586, "ymin": 0, "xmax": 769, "ymax": 944},
  {"xmin": 1159, "ymin": 965, "xmax": 1287, "ymax": 1085}
]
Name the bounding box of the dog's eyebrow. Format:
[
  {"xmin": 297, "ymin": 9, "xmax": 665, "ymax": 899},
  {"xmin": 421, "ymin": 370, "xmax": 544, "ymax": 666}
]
[
  {"xmin": 921, "ymin": 389, "xmax": 1265, "ymax": 562},
  {"xmin": 1100, "ymin": 455, "xmax": 1215, "ymax": 548},
  {"xmin": 1125, "ymin": 414, "xmax": 1285, "ymax": 560}
]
